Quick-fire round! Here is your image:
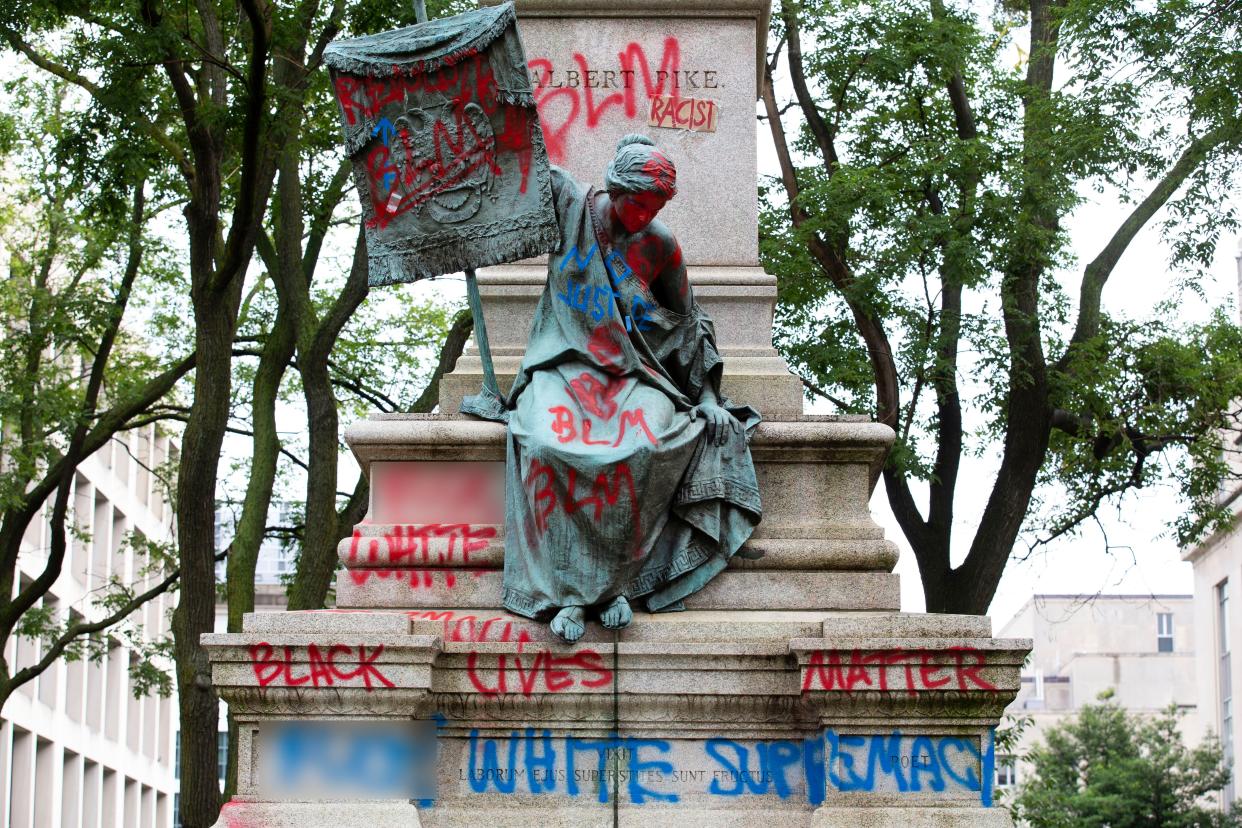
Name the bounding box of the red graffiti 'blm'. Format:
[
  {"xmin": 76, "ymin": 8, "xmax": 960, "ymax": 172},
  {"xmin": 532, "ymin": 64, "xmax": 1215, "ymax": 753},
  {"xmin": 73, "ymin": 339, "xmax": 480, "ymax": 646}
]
[{"xmin": 530, "ymin": 38, "xmax": 682, "ymax": 163}]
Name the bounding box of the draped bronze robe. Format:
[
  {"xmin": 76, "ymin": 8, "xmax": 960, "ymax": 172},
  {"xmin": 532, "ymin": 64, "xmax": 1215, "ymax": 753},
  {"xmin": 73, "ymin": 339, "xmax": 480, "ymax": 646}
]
[{"xmin": 502, "ymin": 168, "xmax": 761, "ymax": 618}]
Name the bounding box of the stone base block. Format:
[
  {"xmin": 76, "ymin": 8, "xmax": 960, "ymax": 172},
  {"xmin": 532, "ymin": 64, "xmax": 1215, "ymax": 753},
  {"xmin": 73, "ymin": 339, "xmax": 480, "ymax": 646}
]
[
  {"xmin": 339, "ymin": 415, "xmax": 900, "ymax": 613},
  {"xmin": 442, "ymin": 353, "xmax": 806, "ymax": 423},
  {"xmin": 813, "ymin": 805, "xmax": 1014, "ymax": 827},
  {"xmin": 206, "ymin": 608, "xmax": 1028, "ymax": 827},
  {"xmin": 212, "ymin": 800, "xmax": 423, "ymax": 827},
  {"xmin": 334, "ymin": 569, "xmax": 901, "ymax": 611},
  {"xmin": 339, "ymin": 523, "xmax": 900, "ymax": 572},
  {"xmin": 400, "ymin": 804, "xmax": 802, "ymax": 827}
]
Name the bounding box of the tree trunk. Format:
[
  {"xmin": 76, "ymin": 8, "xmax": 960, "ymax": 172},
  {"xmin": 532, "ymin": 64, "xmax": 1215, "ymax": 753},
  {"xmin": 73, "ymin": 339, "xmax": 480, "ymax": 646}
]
[
  {"xmin": 286, "ymin": 229, "xmax": 370, "ymax": 612},
  {"xmin": 173, "ymin": 235, "xmax": 245, "ymax": 827},
  {"xmin": 227, "ymin": 302, "xmax": 296, "ymax": 633}
]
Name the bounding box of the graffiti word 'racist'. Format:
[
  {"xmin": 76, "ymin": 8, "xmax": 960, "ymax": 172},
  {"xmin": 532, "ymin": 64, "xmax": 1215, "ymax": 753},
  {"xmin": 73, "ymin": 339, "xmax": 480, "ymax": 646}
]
[{"xmin": 648, "ymin": 95, "xmax": 719, "ymax": 133}]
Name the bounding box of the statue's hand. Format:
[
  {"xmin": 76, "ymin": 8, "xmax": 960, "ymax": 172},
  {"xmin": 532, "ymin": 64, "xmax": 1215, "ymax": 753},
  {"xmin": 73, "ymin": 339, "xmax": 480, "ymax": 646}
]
[{"xmin": 690, "ymin": 400, "xmax": 739, "ymax": 446}]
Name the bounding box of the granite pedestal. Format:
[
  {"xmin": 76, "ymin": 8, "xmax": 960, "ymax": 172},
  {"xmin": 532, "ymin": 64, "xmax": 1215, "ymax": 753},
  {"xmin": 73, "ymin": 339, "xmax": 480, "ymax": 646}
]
[{"xmin": 203, "ymin": 2, "xmax": 1030, "ymax": 825}]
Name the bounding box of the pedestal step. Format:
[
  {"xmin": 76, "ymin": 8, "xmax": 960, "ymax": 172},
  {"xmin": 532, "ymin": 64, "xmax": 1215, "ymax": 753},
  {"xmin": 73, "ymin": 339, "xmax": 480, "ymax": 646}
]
[
  {"xmin": 333, "ymin": 569, "xmax": 901, "ymax": 612},
  {"xmin": 206, "ymin": 608, "xmax": 1029, "ymax": 828}
]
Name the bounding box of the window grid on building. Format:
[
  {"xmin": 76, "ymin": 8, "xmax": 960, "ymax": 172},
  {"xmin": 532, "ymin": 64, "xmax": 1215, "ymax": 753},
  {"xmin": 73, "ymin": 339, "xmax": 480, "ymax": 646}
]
[
  {"xmin": 2, "ymin": 424, "xmax": 178, "ymax": 827},
  {"xmin": 995, "ymin": 755, "xmax": 1017, "ymax": 788},
  {"xmin": 1219, "ymin": 579, "xmax": 1234, "ymax": 803},
  {"xmin": 1157, "ymin": 612, "xmax": 1175, "ymax": 653}
]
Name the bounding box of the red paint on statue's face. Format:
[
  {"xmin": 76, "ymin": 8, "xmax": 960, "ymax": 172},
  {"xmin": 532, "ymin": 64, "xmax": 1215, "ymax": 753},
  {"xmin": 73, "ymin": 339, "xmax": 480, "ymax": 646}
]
[{"xmin": 611, "ymin": 191, "xmax": 670, "ymax": 234}]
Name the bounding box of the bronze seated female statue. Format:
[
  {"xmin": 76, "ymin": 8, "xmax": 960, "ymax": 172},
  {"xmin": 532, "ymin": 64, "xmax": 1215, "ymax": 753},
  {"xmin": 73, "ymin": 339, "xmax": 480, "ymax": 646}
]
[{"xmin": 501, "ymin": 134, "xmax": 762, "ymax": 643}]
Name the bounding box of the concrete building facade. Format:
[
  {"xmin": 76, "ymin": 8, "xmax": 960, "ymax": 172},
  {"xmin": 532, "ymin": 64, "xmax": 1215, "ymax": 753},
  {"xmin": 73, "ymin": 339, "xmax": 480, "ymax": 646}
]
[
  {"xmin": 1, "ymin": 425, "xmax": 180, "ymax": 827},
  {"xmin": 1182, "ymin": 241, "xmax": 1242, "ymax": 804},
  {"xmin": 998, "ymin": 594, "xmax": 1200, "ymax": 793}
]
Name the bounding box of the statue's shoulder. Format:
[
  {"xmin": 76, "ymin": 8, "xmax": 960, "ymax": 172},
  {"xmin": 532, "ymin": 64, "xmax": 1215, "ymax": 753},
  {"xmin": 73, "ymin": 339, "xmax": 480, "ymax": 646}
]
[
  {"xmin": 549, "ymin": 166, "xmax": 586, "ymax": 201},
  {"xmin": 642, "ymin": 217, "xmax": 678, "ymax": 250}
]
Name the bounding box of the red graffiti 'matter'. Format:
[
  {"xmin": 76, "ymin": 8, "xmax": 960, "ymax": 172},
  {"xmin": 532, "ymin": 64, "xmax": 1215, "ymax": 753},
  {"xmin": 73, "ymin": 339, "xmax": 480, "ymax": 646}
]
[{"xmin": 801, "ymin": 647, "xmax": 997, "ymax": 694}]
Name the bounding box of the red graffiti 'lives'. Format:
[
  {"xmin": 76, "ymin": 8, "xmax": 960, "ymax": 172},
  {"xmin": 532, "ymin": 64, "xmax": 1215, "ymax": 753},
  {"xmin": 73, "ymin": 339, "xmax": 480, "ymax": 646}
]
[{"xmin": 466, "ymin": 648, "xmax": 613, "ymax": 696}]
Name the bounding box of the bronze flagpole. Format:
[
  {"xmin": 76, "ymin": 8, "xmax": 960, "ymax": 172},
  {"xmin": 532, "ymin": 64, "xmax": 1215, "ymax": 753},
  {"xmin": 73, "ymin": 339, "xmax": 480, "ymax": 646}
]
[{"xmin": 414, "ymin": 0, "xmax": 504, "ymax": 417}]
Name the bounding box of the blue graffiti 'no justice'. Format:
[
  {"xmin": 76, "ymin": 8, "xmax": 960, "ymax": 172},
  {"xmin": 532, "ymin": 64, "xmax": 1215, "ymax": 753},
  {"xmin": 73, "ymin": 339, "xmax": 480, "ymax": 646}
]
[{"xmin": 555, "ymin": 243, "xmax": 654, "ymax": 331}]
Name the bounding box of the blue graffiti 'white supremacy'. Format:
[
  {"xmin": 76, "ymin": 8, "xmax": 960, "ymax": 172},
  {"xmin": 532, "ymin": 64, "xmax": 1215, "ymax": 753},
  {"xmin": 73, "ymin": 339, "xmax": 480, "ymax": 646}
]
[
  {"xmin": 462, "ymin": 727, "xmax": 996, "ymax": 806},
  {"xmin": 267, "ymin": 719, "xmax": 997, "ymax": 808}
]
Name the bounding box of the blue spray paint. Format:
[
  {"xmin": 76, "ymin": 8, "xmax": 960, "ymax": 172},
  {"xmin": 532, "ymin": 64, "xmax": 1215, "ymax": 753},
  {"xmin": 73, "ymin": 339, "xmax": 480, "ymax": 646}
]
[
  {"xmin": 565, "ymin": 736, "xmax": 612, "ymax": 802},
  {"xmin": 560, "ymin": 243, "xmax": 599, "ymax": 275},
  {"xmin": 372, "ymin": 117, "xmax": 397, "ymax": 146},
  {"xmin": 467, "ymin": 729, "xmax": 519, "ymax": 794},
  {"xmin": 828, "ymin": 730, "xmax": 905, "ymax": 792},
  {"xmin": 982, "ymin": 727, "xmax": 996, "ymax": 808},
  {"xmin": 465, "ymin": 731, "xmax": 679, "ymax": 804},
  {"xmin": 555, "ymin": 241, "xmax": 654, "ymax": 331},
  {"xmin": 456, "ymin": 727, "xmax": 996, "ymax": 807},
  {"xmin": 524, "ymin": 728, "xmax": 558, "ymax": 794},
  {"xmin": 908, "ymin": 736, "xmax": 945, "ymax": 792},
  {"xmin": 626, "ymin": 738, "xmax": 679, "ymax": 804},
  {"xmin": 555, "ymin": 278, "xmax": 652, "ymax": 330}
]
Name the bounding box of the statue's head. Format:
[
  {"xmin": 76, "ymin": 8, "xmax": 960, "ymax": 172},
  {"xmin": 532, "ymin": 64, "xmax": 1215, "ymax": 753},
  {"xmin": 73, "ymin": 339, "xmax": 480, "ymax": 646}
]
[{"xmin": 604, "ymin": 134, "xmax": 677, "ymax": 233}]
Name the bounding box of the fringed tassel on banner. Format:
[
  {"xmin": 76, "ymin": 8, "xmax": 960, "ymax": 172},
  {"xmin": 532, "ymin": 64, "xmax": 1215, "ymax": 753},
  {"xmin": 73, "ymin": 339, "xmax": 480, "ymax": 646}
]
[
  {"xmin": 367, "ymin": 221, "xmax": 560, "ymax": 287},
  {"xmin": 322, "ymin": 4, "xmax": 516, "ymax": 79}
]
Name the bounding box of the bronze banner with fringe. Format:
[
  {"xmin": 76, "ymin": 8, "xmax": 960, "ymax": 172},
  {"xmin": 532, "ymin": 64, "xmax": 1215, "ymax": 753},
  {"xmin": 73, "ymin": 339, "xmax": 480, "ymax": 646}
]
[{"xmin": 325, "ymin": 2, "xmax": 557, "ymax": 285}]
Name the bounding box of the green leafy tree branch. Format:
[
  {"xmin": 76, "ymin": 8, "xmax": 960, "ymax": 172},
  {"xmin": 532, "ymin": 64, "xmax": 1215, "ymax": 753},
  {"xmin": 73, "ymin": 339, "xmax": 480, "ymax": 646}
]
[{"xmin": 763, "ymin": 0, "xmax": 1242, "ymax": 614}]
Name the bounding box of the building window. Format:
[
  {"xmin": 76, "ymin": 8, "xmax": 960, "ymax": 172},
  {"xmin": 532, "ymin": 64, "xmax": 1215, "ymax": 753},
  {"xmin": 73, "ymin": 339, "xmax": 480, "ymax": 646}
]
[
  {"xmin": 995, "ymin": 755, "xmax": 1017, "ymax": 788},
  {"xmin": 218, "ymin": 730, "xmax": 229, "ymax": 788},
  {"xmin": 1219, "ymin": 580, "xmax": 1234, "ymax": 802},
  {"xmin": 1157, "ymin": 612, "xmax": 1175, "ymax": 653}
]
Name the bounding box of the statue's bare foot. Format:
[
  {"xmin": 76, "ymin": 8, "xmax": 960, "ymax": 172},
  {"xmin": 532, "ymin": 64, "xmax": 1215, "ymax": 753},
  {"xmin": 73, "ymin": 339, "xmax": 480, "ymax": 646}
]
[
  {"xmin": 599, "ymin": 595, "xmax": 633, "ymax": 630},
  {"xmin": 550, "ymin": 606, "xmax": 586, "ymax": 643}
]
